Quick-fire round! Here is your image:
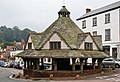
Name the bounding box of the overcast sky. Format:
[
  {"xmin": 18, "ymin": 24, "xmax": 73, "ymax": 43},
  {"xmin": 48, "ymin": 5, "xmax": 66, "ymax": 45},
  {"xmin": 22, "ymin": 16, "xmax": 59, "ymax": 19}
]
[{"xmin": 0, "ymin": 0, "xmax": 120, "ymax": 32}]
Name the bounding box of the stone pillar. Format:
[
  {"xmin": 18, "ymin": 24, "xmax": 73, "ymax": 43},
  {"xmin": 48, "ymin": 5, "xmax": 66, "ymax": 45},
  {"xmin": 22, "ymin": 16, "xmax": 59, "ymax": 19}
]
[
  {"xmin": 80, "ymin": 58, "xmax": 84, "ymax": 73},
  {"xmin": 92, "ymin": 58, "xmax": 96, "ymax": 70},
  {"xmin": 72, "ymin": 58, "xmax": 76, "ymax": 71}
]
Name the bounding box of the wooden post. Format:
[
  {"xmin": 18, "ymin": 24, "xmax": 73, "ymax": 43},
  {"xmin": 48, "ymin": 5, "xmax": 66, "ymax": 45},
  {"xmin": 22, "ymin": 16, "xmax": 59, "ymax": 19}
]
[
  {"xmin": 85, "ymin": 58, "xmax": 88, "ymax": 66},
  {"xmin": 41, "ymin": 58, "xmax": 44, "ymax": 70},
  {"xmin": 23, "ymin": 58, "xmax": 26, "ymax": 69},
  {"xmin": 53, "ymin": 59, "xmax": 57, "ymax": 71},
  {"xmin": 29, "ymin": 60, "xmax": 31, "ymax": 69},
  {"xmin": 98, "ymin": 58, "xmax": 104, "ymax": 70},
  {"xmin": 80, "ymin": 58, "xmax": 84, "ymax": 73},
  {"xmin": 92, "ymin": 58, "xmax": 96, "ymax": 70},
  {"xmin": 72, "ymin": 58, "xmax": 76, "ymax": 71},
  {"xmin": 32, "ymin": 60, "xmax": 35, "ymax": 70},
  {"xmin": 36, "ymin": 58, "xmax": 39, "ymax": 70},
  {"xmin": 27, "ymin": 59, "xmax": 29, "ymax": 69}
]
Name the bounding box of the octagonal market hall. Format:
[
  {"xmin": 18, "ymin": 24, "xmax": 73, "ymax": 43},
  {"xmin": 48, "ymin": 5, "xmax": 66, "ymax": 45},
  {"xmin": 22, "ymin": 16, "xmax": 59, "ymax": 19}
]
[{"xmin": 17, "ymin": 6, "xmax": 109, "ymax": 77}]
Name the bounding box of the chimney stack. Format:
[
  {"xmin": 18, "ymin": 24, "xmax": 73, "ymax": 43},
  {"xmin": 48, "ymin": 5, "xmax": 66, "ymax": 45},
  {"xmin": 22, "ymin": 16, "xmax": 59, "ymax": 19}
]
[
  {"xmin": 13, "ymin": 41, "xmax": 16, "ymax": 47},
  {"xmin": 86, "ymin": 8, "xmax": 91, "ymax": 13}
]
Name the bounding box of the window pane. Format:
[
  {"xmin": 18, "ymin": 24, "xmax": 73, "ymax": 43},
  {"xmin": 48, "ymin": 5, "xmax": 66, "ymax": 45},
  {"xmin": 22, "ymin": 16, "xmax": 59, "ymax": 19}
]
[
  {"xmin": 50, "ymin": 42, "xmax": 61, "ymax": 49},
  {"xmin": 105, "ymin": 29, "xmax": 110, "ymax": 41},
  {"xmin": 93, "ymin": 17, "xmax": 97, "ymax": 26},
  {"xmin": 85, "ymin": 42, "xmax": 93, "ymax": 50},
  {"xmin": 50, "ymin": 42, "xmax": 53, "ymax": 49},
  {"xmin": 28, "ymin": 43, "xmax": 32, "ymax": 49},
  {"xmin": 54, "ymin": 42, "xmax": 57, "ymax": 49},
  {"xmin": 105, "ymin": 13, "xmax": 110, "ymax": 24},
  {"xmin": 58, "ymin": 42, "xmax": 61, "ymax": 49},
  {"xmin": 82, "ymin": 20, "xmax": 86, "ymax": 29}
]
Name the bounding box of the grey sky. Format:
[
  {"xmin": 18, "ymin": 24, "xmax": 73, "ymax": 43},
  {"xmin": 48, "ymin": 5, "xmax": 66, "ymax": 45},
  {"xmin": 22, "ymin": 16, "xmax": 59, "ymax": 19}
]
[{"xmin": 0, "ymin": 0, "xmax": 119, "ymax": 32}]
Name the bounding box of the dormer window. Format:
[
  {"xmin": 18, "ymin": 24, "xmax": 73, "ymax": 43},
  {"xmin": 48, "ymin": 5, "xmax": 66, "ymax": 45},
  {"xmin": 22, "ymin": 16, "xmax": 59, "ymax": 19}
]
[
  {"xmin": 84, "ymin": 42, "xmax": 93, "ymax": 50},
  {"xmin": 50, "ymin": 42, "xmax": 61, "ymax": 49},
  {"xmin": 28, "ymin": 43, "xmax": 32, "ymax": 49}
]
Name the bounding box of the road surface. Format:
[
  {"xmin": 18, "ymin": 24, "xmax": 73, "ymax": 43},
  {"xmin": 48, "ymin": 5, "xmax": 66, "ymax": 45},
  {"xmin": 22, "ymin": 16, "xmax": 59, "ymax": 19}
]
[{"xmin": 0, "ymin": 67, "xmax": 120, "ymax": 82}]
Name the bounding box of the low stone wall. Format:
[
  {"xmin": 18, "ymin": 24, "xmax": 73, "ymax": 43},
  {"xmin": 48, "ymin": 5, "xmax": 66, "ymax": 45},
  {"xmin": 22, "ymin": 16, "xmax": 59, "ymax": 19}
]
[{"xmin": 23, "ymin": 69, "xmax": 102, "ymax": 78}]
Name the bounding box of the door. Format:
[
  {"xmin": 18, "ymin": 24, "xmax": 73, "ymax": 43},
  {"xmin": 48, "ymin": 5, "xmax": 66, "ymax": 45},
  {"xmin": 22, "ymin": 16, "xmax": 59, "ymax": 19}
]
[{"xmin": 112, "ymin": 48, "xmax": 117, "ymax": 58}]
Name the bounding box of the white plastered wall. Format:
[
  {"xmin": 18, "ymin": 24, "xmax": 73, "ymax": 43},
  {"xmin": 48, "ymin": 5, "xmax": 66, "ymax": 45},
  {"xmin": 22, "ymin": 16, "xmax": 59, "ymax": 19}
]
[
  {"xmin": 26, "ymin": 36, "xmax": 35, "ymax": 49},
  {"xmin": 42, "ymin": 33, "xmax": 69, "ymax": 49},
  {"xmin": 79, "ymin": 35, "xmax": 98, "ymax": 50}
]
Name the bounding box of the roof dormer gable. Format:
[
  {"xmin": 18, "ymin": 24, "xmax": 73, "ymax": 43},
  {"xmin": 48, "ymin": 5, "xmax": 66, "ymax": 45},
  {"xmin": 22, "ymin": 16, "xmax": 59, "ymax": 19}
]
[
  {"xmin": 78, "ymin": 33, "xmax": 100, "ymax": 50},
  {"xmin": 42, "ymin": 32, "xmax": 70, "ymax": 49},
  {"xmin": 26, "ymin": 36, "xmax": 35, "ymax": 49}
]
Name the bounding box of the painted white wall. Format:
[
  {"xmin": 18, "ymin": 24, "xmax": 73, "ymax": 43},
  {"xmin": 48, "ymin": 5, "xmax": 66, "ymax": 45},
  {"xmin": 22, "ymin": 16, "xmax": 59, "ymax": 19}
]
[
  {"xmin": 26, "ymin": 36, "xmax": 35, "ymax": 49},
  {"xmin": 9, "ymin": 50, "xmax": 24, "ymax": 63},
  {"xmin": 79, "ymin": 35, "xmax": 98, "ymax": 50},
  {"xmin": 77, "ymin": 8, "xmax": 120, "ymax": 57},
  {"xmin": 42, "ymin": 33, "xmax": 69, "ymax": 49}
]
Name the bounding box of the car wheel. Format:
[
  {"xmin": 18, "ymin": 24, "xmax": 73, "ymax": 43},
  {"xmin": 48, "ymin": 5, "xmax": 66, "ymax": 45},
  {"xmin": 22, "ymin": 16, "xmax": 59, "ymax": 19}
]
[{"xmin": 115, "ymin": 64, "xmax": 119, "ymax": 68}]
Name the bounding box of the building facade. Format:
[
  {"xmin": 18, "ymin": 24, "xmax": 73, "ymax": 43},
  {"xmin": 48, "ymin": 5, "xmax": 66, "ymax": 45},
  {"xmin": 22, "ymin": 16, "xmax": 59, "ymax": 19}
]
[
  {"xmin": 77, "ymin": 1, "xmax": 120, "ymax": 59},
  {"xmin": 17, "ymin": 6, "xmax": 108, "ymax": 77}
]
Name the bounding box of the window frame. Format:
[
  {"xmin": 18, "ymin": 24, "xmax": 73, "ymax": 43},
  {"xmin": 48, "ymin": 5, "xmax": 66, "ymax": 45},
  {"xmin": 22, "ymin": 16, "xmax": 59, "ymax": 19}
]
[
  {"xmin": 105, "ymin": 13, "xmax": 110, "ymax": 24},
  {"xmin": 82, "ymin": 20, "xmax": 86, "ymax": 29},
  {"xmin": 84, "ymin": 42, "xmax": 93, "ymax": 50},
  {"xmin": 92, "ymin": 17, "xmax": 97, "ymax": 26},
  {"xmin": 105, "ymin": 29, "xmax": 111, "ymax": 41},
  {"xmin": 50, "ymin": 41, "xmax": 61, "ymax": 49},
  {"xmin": 28, "ymin": 42, "xmax": 32, "ymax": 49}
]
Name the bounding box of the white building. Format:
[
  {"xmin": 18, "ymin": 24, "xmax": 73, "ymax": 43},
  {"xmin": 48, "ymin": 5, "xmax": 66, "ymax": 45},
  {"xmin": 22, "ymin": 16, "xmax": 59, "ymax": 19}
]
[
  {"xmin": 10, "ymin": 50, "xmax": 23, "ymax": 63},
  {"xmin": 77, "ymin": 1, "xmax": 120, "ymax": 59}
]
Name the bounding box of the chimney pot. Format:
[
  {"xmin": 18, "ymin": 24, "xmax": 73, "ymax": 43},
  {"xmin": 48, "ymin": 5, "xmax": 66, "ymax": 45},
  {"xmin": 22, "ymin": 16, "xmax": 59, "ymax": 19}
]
[{"xmin": 86, "ymin": 8, "xmax": 91, "ymax": 13}]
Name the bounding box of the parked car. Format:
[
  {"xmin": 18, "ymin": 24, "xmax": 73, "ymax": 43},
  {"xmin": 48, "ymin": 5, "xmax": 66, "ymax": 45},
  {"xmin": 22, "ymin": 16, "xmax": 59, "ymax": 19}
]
[
  {"xmin": 102, "ymin": 58, "xmax": 120, "ymax": 68},
  {"xmin": 13, "ymin": 62, "xmax": 24, "ymax": 69},
  {"xmin": 0, "ymin": 61, "xmax": 5, "ymax": 67},
  {"xmin": 4, "ymin": 62, "xmax": 10, "ymax": 68},
  {"xmin": 44, "ymin": 64, "xmax": 50, "ymax": 69},
  {"xmin": 9, "ymin": 62, "xmax": 15, "ymax": 68}
]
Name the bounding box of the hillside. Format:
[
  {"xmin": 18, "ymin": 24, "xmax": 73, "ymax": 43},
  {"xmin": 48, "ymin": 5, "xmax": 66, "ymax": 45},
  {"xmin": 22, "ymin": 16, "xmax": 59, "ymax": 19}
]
[{"xmin": 0, "ymin": 26, "xmax": 35, "ymax": 48}]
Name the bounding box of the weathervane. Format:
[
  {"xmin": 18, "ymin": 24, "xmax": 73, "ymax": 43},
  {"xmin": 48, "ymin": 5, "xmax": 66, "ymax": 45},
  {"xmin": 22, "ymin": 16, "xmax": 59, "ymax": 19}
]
[{"xmin": 63, "ymin": 0, "xmax": 65, "ymax": 6}]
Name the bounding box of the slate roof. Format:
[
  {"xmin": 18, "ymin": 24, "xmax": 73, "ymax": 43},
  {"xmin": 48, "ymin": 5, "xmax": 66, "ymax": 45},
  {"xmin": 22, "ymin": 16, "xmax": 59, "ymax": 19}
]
[
  {"xmin": 77, "ymin": 1, "xmax": 120, "ymax": 20},
  {"xmin": 58, "ymin": 6, "xmax": 70, "ymax": 14},
  {"xmin": 36, "ymin": 6, "xmax": 83, "ymax": 49},
  {"xmin": 77, "ymin": 33, "xmax": 89, "ymax": 48},
  {"xmin": 29, "ymin": 32, "xmax": 43, "ymax": 48},
  {"xmin": 17, "ymin": 6, "xmax": 109, "ymax": 58},
  {"xmin": 17, "ymin": 50, "xmax": 109, "ymax": 58},
  {"xmin": 92, "ymin": 35, "xmax": 103, "ymax": 50}
]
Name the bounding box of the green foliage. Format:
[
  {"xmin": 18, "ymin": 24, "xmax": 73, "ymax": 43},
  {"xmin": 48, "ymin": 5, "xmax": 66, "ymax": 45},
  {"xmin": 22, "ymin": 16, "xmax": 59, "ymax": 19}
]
[{"xmin": 0, "ymin": 25, "xmax": 35, "ymax": 48}]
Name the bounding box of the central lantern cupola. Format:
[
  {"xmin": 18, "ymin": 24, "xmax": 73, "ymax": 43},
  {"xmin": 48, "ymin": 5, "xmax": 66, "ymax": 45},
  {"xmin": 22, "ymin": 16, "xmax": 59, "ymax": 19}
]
[{"xmin": 58, "ymin": 6, "xmax": 70, "ymax": 17}]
